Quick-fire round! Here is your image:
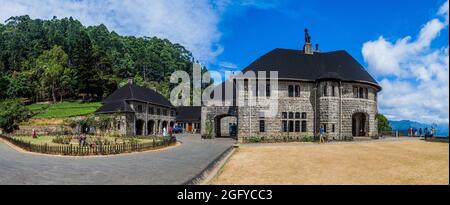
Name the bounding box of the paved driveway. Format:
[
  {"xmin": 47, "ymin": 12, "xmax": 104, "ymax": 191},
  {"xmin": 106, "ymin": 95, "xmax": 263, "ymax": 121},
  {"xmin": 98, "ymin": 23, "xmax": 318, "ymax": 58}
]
[{"xmin": 0, "ymin": 134, "xmax": 235, "ymax": 185}]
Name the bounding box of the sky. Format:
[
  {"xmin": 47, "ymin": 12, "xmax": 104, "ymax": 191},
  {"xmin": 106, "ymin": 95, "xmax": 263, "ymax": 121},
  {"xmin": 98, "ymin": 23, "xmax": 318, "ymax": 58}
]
[{"xmin": 0, "ymin": 0, "xmax": 448, "ymax": 124}]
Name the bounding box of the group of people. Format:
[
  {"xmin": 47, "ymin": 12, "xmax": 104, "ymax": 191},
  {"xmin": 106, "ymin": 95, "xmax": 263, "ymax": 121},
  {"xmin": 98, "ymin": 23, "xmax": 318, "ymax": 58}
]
[
  {"xmin": 162, "ymin": 127, "xmax": 174, "ymax": 138},
  {"xmin": 410, "ymin": 127, "xmax": 435, "ymax": 140}
]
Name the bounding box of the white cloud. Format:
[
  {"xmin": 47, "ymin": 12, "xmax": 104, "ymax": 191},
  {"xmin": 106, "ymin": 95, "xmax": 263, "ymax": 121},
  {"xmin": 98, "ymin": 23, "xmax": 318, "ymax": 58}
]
[
  {"xmin": 219, "ymin": 61, "xmax": 239, "ymax": 69},
  {"xmin": 0, "ymin": 0, "xmax": 222, "ymax": 63},
  {"xmin": 362, "ymin": 0, "xmax": 449, "ymax": 124}
]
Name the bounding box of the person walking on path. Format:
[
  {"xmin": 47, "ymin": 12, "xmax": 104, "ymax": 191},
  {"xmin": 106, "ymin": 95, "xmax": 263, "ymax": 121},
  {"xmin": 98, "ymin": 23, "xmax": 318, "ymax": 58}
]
[
  {"xmin": 32, "ymin": 128, "xmax": 37, "ymax": 139},
  {"xmin": 319, "ymin": 126, "xmax": 325, "ymax": 144}
]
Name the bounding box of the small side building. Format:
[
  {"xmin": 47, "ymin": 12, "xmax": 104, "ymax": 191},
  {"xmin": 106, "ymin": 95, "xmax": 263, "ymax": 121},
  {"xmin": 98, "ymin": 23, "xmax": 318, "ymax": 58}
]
[
  {"xmin": 175, "ymin": 106, "xmax": 201, "ymax": 133},
  {"xmin": 95, "ymin": 80, "xmax": 176, "ymax": 136}
]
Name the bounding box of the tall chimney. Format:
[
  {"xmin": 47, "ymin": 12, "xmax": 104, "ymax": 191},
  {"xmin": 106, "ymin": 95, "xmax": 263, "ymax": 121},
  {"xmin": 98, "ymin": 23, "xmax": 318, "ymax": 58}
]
[{"xmin": 315, "ymin": 44, "xmax": 320, "ymax": 52}]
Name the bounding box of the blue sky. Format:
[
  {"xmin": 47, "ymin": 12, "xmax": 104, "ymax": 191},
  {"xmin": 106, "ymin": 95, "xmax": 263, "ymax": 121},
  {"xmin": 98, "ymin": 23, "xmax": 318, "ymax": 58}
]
[
  {"xmin": 0, "ymin": 0, "xmax": 448, "ymax": 125},
  {"xmin": 215, "ymin": 0, "xmax": 448, "ymax": 71}
]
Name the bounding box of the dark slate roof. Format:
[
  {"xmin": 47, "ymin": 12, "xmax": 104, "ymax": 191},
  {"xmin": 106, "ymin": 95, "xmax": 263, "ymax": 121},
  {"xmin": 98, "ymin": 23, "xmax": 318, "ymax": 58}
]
[
  {"xmin": 176, "ymin": 106, "xmax": 201, "ymax": 122},
  {"xmin": 96, "ymin": 83, "xmax": 173, "ymax": 114},
  {"xmin": 95, "ymin": 100, "xmax": 134, "ymax": 114},
  {"xmin": 103, "ymin": 83, "xmax": 173, "ymax": 107},
  {"xmin": 242, "ymin": 48, "xmax": 380, "ymax": 88}
]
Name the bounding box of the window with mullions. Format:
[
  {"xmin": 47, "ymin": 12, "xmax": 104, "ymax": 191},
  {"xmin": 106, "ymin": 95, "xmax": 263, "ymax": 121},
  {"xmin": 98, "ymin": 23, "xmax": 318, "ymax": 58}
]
[
  {"xmin": 301, "ymin": 121, "xmax": 307, "ymax": 132},
  {"xmin": 301, "ymin": 112, "xmax": 307, "ymax": 119},
  {"xmin": 295, "ymin": 112, "xmax": 301, "ymax": 119},
  {"xmin": 282, "ymin": 121, "xmax": 288, "ymax": 132},
  {"xmin": 156, "ymin": 108, "xmax": 161, "ymax": 115},
  {"xmin": 288, "ymin": 112, "xmax": 294, "ymax": 119},
  {"xmin": 289, "ymin": 121, "xmax": 294, "ymax": 132},
  {"xmin": 266, "ymin": 84, "xmax": 271, "ymax": 97},
  {"xmin": 295, "ymin": 121, "xmax": 300, "ymax": 132},
  {"xmin": 295, "ymin": 85, "xmax": 300, "ymax": 97},
  {"xmin": 288, "ymin": 85, "xmax": 294, "ymax": 97},
  {"xmin": 148, "ymin": 107, "xmax": 154, "ymax": 115},
  {"xmin": 259, "ymin": 120, "xmax": 265, "ymax": 132},
  {"xmin": 282, "ymin": 112, "xmax": 288, "ymax": 119}
]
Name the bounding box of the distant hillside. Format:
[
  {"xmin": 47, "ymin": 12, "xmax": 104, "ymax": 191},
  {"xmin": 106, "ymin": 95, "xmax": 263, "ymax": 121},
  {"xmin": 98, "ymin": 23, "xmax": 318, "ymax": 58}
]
[
  {"xmin": 0, "ymin": 15, "xmax": 195, "ymax": 102},
  {"xmin": 389, "ymin": 120, "xmax": 449, "ymax": 137}
]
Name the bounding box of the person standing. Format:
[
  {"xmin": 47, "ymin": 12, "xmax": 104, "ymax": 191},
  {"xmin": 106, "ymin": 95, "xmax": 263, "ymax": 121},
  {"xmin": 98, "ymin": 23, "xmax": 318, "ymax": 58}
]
[
  {"xmin": 424, "ymin": 127, "xmax": 429, "ymax": 140},
  {"xmin": 419, "ymin": 128, "xmax": 423, "ymax": 139},
  {"xmin": 168, "ymin": 126, "xmax": 173, "ymax": 137},
  {"xmin": 163, "ymin": 127, "xmax": 167, "ymax": 137},
  {"xmin": 32, "ymin": 128, "xmax": 37, "ymax": 139},
  {"xmin": 319, "ymin": 126, "xmax": 325, "ymax": 144}
]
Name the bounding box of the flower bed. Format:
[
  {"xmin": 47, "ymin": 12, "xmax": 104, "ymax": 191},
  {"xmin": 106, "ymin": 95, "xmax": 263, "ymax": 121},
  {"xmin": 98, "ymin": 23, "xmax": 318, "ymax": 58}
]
[{"xmin": 0, "ymin": 135, "xmax": 176, "ymax": 156}]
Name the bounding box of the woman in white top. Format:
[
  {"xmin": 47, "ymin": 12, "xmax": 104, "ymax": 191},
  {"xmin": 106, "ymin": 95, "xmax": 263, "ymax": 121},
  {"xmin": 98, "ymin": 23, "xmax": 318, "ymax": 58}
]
[{"xmin": 163, "ymin": 127, "xmax": 167, "ymax": 137}]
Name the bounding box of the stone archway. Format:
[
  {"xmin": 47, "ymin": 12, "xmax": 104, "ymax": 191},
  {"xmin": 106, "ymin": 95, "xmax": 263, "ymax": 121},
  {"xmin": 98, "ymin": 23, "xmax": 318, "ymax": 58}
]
[
  {"xmin": 147, "ymin": 120, "xmax": 155, "ymax": 135},
  {"xmin": 215, "ymin": 115, "xmax": 238, "ymax": 138},
  {"xmin": 352, "ymin": 112, "xmax": 368, "ymax": 137},
  {"xmin": 135, "ymin": 119, "xmax": 145, "ymax": 136},
  {"xmin": 162, "ymin": 121, "xmax": 168, "ymax": 130}
]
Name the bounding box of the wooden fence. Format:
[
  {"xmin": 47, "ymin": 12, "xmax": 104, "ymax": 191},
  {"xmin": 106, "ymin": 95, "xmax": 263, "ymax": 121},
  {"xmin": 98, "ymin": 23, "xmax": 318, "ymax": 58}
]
[{"xmin": 0, "ymin": 135, "xmax": 176, "ymax": 156}]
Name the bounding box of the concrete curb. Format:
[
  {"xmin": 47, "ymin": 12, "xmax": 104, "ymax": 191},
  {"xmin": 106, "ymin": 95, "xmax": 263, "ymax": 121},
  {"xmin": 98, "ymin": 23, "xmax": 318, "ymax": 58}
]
[{"xmin": 184, "ymin": 144, "xmax": 238, "ymax": 185}]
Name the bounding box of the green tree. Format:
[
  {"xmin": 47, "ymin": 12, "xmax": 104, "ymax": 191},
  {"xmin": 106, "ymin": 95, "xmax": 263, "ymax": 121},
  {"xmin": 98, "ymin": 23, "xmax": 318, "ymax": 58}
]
[
  {"xmin": 35, "ymin": 45, "xmax": 73, "ymax": 103},
  {"xmin": 0, "ymin": 99, "xmax": 29, "ymax": 133},
  {"xmin": 0, "ymin": 15, "xmax": 196, "ymax": 101},
  {"xmin": 376, "ymin": 114, "xmax": 392, "ymax": 132},
  {"xmin": 6, "ymin": 71, "xmax": 34, "ymax": 99}
]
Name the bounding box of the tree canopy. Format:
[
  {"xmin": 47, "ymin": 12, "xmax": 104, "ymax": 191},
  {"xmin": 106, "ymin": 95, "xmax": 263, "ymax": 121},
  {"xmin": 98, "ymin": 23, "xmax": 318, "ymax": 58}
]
[
  {"xmin": 0, "ymin": 15, "xmax": 196, "ymax": 101},
  {"xmin": 376, "ymin": 114, "xmax": 392, "ymax": 132},
  {"xmin": 0, "ymin": 99, "xmax": 29, "ymax": 133}
]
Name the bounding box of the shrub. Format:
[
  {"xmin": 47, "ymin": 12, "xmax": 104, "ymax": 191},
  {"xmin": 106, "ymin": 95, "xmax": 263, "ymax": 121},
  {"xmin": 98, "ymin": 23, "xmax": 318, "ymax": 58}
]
[
  {"xmin": 52, "ymin": 136, "xmax": 72, "ymax": 144},
  {"xmin": 0, "ymin": 99, "xmax": 30, "ymax": 133},
  {"xmin": 302, "ymin": 136, "xmax": 314, "ymax": 142},
  {"xmin": 246, "ymin": 136, "xmax": 263, "ymax": 143}
]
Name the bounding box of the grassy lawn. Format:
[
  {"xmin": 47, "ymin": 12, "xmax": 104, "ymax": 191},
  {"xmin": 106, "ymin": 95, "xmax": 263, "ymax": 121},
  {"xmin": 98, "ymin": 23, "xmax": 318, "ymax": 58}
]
[
  {"xmin": 211, "ymin": 140, "xmax": 449, "ymax": 185},
  {"xmin": 27, "ymin": 101, "xmax": 101, "ymax": 119},
  {"xmin": 13, "ymin": 135, "xmax": 156, "ymax": 146}
]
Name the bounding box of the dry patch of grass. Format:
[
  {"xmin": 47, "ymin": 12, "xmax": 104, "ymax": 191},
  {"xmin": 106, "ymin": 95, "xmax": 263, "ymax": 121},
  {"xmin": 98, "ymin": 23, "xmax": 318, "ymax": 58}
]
[
  {"xmin": 24, "ymin": 118, "xmax": 66, "ymax": 126},
  {"xmin": 211, "ymin": 140, "xmax": 449, "ymax": 185}
]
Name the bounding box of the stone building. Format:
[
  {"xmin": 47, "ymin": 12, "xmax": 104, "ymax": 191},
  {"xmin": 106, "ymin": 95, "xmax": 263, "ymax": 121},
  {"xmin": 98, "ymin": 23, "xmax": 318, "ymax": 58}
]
[
  {"xmin": 96, "ymin": 80, "xmax": 176, "ymax": 136},
  {"xmin": 175, "ymin": 106, "xmax": 201, "ymax": 133},
  {"xmin": 201, "ymin": 30, "xmax": 381, "ymax": 142}
]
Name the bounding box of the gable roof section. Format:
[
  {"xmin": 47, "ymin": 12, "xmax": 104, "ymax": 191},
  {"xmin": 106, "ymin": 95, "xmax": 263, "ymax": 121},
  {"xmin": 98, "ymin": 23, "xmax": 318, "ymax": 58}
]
[
  {"xmin": 103, "ymin": 84, "xmax": 173, "ymax": 107},
  {"xmin": 96, "ymin": 83, "xmax": 173, "ymax": 114},
  {"xmin": 242, "ymin": 48, "xmax": 380, "ymax": 88},
  {"xmin": 95, "ymin": 100, "xmax": 134, "ymax": 114}
]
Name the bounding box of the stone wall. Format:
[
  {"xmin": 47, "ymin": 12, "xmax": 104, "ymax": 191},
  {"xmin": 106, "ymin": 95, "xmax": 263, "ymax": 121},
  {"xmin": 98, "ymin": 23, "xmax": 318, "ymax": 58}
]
[{"xmin": 201, "ymin": 79, "xmax": 380, "ymax": 142}]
